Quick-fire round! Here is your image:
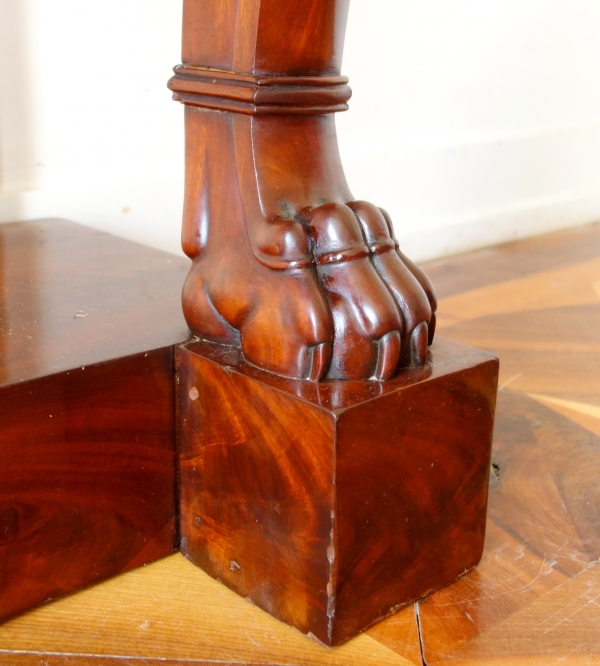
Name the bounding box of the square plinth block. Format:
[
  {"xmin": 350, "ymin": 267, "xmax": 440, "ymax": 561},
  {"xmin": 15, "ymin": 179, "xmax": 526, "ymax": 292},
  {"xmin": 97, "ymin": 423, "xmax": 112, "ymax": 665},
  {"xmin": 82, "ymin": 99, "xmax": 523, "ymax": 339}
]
[
  {"xmin": 0, "ymin": 219, "xmax": 190, "ymax": 622},
  {"xmin": 177, "ymin": 338, "xmax": 499, "ymax": 647}
]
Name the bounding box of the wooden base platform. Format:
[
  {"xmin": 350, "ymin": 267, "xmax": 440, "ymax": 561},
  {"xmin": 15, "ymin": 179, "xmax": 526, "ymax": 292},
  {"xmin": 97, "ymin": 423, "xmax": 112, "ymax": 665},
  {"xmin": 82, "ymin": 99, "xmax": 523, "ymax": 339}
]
[
  {"xmin": 1, "ymin": 221, "xmax": 599, "ymax": 664},
  {"xmin": 0, "ymin": 220, "xmax": 190, "ymax": 622},
  {"xmin": 177, "ymin": 338, "xmax": 497, "ymax": 646}
]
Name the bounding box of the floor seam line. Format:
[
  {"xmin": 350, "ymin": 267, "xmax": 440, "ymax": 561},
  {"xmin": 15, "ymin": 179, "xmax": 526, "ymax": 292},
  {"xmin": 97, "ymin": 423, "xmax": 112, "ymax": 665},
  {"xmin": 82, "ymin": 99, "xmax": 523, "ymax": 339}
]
[{"xmin": 415, "ymin": 601, "xmax": 428, "ymax": 666}]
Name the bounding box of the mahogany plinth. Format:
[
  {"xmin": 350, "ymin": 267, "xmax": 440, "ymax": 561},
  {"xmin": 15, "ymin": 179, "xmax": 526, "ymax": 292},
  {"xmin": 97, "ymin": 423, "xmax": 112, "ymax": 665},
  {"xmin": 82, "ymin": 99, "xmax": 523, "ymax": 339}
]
[
  {"xmin": 177, "ymin": 338, "xmax": 499, "ymax": 647},
  {"xmin": 0, "ymin": 219, "xmax": 191, "ymax": 622}
]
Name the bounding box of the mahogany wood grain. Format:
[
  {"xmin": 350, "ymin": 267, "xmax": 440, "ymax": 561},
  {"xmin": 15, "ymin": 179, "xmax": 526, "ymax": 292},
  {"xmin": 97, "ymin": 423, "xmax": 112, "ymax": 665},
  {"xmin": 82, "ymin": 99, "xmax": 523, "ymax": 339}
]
[
  {"xmin": 0, "ymin": 219, "xmax": 190, "ymax": 622},
  {"xmin": 170, "ymin": 0, "xmax": 437, "ymax": 381},
  {"xmin": 181, "ymin": 0, "xmax": 350, "ymax": 76},
  {"xmin": 1, "ymin": 221, "xmax": 598, "ymax": 664},
  {"xmin": 177, "ymin": 337, "xmax": 498, "ymax": 646},
  {"xmin": 0, "ymin": 219, "xmax": 190, "ymax": 386},
  {"xmin": 0, "ymin": 351, "xmax": 177, "ymax": 621}
]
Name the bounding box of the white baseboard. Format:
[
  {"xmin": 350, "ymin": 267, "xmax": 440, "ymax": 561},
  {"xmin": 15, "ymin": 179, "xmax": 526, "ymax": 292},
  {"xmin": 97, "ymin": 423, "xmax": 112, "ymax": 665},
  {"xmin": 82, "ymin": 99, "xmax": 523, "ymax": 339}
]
[
  {"xmin": 0, "ymin": 179, "xmax": 185, "ymax": 257},
  {"xmin": 2, "ymin": 183, "xmax": 600, "ymax": 262},
  {"xmin": 396, "ymin": 190, "xmax": 600, "ymax": 262}
]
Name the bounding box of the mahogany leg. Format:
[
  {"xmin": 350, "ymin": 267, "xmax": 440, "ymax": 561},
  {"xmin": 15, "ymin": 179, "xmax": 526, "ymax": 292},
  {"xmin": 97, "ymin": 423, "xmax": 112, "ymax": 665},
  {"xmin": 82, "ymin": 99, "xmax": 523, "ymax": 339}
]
[
  {"xmin": 170, "ymin": 0, "xmax": 437, "ymax": 381},
  {"xmin": 171, "ymin": 2, "xmax": 498, "ymax": 647}
]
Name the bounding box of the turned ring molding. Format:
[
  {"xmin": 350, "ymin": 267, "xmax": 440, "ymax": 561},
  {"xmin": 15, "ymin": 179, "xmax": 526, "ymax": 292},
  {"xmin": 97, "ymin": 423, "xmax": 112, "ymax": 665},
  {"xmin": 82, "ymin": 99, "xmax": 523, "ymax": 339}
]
[{"xmin": 168, "ymin": 65, "xmax": 352, "ymax": 114}]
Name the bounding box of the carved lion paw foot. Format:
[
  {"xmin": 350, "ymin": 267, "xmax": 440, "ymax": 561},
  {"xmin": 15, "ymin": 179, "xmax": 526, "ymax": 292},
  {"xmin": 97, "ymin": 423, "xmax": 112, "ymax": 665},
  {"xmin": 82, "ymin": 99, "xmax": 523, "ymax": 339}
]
[
  {"xmin": 182, "ymin": 200, "xmax": 436, "ymax": 383},
  {"xmin": 303, "ymin": 201, "xmax": 436, "ymax": 380}
]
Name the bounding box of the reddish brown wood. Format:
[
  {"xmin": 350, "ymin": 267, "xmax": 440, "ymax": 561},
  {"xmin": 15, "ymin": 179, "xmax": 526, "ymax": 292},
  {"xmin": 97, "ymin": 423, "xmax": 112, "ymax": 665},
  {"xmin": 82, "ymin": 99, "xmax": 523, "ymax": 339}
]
[
  {"xmin": 177, "ymin": 337, "xmax": 498, "ymax": 646},
  {"xmin": 0, "ymin": 352, "xmax": 176, "ymax": 622},
  {"xmin": 180, "ymin": 0, "xmax": 350, "ymax": 76},
  {"xmin": 0, "ymin": 219, "xmax": 190, "ymax": 386},
  {"xmin": 169, "ymin": 0, "xmax": 437, "ymax": 381},
  {"xmin": 0, "ymin": 220, "xmax": 190, "ymax": 622}
]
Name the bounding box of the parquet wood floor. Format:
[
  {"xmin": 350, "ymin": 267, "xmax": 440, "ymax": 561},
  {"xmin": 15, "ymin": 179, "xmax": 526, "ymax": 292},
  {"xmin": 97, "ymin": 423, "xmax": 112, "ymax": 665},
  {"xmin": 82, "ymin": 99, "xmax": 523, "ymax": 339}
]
[{"xmin": 1, "ymin": 222, "xmax": 599, "ymax": 665}]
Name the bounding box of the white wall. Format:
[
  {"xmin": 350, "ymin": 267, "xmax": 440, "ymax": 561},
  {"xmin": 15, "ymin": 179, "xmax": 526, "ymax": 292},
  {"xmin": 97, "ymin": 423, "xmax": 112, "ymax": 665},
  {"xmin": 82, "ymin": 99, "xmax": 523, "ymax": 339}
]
[
  {"xmin": 2, "ymin": 0, "xmax": 600, "ymax": 260},
  {"xmin": 0, "ymin": 0, "xmax": 185, "ymax": 254},
  {"xmin": 340, "ymin": 0, "xmax": 600, "ymax": 259}
]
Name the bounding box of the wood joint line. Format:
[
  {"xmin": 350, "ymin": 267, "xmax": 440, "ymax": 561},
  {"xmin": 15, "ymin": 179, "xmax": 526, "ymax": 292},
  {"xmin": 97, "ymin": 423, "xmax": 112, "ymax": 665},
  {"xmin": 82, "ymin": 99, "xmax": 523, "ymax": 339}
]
[{"xmin": 168, "ymin": 65, "xmax": 352, "ymax": 115}]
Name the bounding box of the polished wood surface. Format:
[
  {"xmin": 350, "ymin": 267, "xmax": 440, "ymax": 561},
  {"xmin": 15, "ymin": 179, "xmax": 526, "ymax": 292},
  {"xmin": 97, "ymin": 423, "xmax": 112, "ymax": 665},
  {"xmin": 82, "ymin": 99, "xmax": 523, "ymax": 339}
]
[
  {"xmin": 170, "ymin": 0, "xmax": 437, "ymax": 381},
  {"xmin": 0, "ymin": 351, "xmax": 177, "ymax": 622},
  {"xmin": 180, "ymin": 0, "xmax": 350, "ymax": 76},
  {"xmin": 0, "ymin": 220, "xmax": 190, "ymax": 622},
  {"xmin": 0, "ymin": 219, "xmax": 190, "ymax": 386},
  {"xmin": 1, "ymin": 221, "xmax": 598, "ymax": 663},
  {"xmin": 177, "ymin": 338, "xmax": 497, "ymax": 646}
]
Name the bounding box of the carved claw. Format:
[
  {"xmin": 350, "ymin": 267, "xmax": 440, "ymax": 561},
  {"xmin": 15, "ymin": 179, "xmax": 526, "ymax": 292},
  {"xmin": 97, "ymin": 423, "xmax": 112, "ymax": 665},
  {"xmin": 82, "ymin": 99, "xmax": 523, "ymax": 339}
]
[
  {"xmin": 179, "ymin": 108, "xmax": 436, "ymax": 382},
  {"xmin": 410, "ymin": 321, "xmax": 429, "ymax": 368},
  {"xmin": 347, "ymin": 201, "xmax": 434, "ymax": 368},
  {"xmin": 428, "ymin": 312, "xmax": 437, "ymax": 346},
  {"xmin": 303, "ymin": 342, "xmax": 333, "ymax": 382},
  {"xmin": 183, "ymin": 199, "xmax": 436, "ymax": 382},
  {"xmin": 379, "ymin": 207, "xmax": 438, "ymax": 315},
  {"xmin": 374, "ymin": 330, "xmax": 402, "ymax": 381},
  {"xmin": 306, "ymin": 203, "xmax": 404, "ymax": 380}
]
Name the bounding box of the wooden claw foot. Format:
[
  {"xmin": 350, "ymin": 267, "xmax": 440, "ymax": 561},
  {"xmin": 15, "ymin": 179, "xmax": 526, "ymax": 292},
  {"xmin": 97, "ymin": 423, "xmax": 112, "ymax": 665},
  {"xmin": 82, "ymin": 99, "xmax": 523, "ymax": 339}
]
[
  {"xmin": 178, "ymin": 107, "xmax": 436, "ymax": 380},
  {"xmin": 171, "ymin": 0, "xmax": 437, "ymax": 381}
]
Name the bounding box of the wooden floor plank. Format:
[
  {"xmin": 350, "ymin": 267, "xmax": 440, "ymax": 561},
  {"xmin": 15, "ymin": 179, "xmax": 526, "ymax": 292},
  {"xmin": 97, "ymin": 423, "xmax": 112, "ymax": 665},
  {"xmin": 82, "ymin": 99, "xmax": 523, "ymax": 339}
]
[
  {"xmin": 436, "ymin": 256, "xmax": 600, "ymax": 328},
  {"xmin": 436, "ymin": 305, "xmax": 600, "ymax": 353},
  {"xmin": 0, "ymin": 555, "xmax": 411, "ymax": 666},
  {"xmin": 417, "ymin": 519, "xmax": 568, "ymax": 660},
  {"xmin": 527, "ymin": 394, "xmax": 600, "ymax": 437},
  {"xmin": 422, "ymin": 221, "xmax": 600, "ymax": 299},
  {"xmin": 365, "ymin": 606, "xmax": 423, "ymax": 665},
  {"xmin": 442, "ymin": 562, "xmax": 600, "ymax": 665},
  {"xmin": 490, "ymin": 392, "xmax": 595, "ymax": 574}
]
